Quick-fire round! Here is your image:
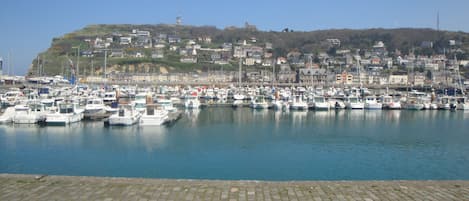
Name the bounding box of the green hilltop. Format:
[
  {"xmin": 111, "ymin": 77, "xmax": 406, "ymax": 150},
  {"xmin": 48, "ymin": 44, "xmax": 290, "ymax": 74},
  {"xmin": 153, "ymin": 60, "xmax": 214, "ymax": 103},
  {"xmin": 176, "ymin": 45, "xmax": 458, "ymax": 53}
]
[{"xmin": 29, "ymin": 24, "xmax": 469, "ymax": 77}]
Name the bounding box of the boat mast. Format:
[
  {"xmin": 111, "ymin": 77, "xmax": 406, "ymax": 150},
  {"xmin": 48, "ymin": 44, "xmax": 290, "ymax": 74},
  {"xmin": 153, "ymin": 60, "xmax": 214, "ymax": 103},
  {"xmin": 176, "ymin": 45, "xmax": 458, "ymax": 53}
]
[
  {"xmin": 271, "ymin": 59, "xmax": 275, "ymax": 87},
  {"xmin": 7, "ymin": 51, "xmax": 11, "ymax": 76},
  {"xmin": 455, "ymin": 55, "xmax": 464, "ymax": 95},
  {"xmin": 238, "ymin": 58, "xmax": 242, "ymax": 88},
  {"xmin": 444, "ymin": 48, "xmax": 448, "ymax": 88},
  {"xmin": 104, "ymin": 49, "xmax": 108, "ymax": 87},
  {"xmin": 36, "ymin": 55, "xmax": 40, "ymax": 76},
  {"xmin": 357, "ymin": 56, "xmax": 362, "ymax": 89}
]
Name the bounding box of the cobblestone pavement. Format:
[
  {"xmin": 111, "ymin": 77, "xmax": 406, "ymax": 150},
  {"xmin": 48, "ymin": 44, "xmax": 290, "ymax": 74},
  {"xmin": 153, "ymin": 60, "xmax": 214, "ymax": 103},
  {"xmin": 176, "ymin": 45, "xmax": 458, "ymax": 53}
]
[{"xmin": 1, "ymin": 174, "xmax": 469, "ymax": 201}]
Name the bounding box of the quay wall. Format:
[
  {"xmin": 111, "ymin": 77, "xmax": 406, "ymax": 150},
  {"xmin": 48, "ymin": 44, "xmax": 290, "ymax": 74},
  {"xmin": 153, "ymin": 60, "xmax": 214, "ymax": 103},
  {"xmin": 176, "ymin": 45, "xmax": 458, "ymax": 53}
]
[{"xmin": 1, "ymin": 174, "xmax": 469, "ymax": 200}]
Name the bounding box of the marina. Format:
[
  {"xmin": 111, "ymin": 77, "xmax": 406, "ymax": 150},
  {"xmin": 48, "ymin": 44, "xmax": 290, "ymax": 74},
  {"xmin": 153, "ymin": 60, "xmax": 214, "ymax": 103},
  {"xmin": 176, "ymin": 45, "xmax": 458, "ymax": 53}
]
[{"xmin": 4, "ymin": 0, "xmax": 469, "ymax": 199}]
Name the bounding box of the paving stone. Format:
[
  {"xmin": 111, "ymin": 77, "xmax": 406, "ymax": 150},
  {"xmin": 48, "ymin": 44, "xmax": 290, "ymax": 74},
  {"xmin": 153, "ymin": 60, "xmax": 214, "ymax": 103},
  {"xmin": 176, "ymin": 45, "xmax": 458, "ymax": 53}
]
[{"xmin": 1, "ymin": 174, "xmax": 469, "ymax": 201}]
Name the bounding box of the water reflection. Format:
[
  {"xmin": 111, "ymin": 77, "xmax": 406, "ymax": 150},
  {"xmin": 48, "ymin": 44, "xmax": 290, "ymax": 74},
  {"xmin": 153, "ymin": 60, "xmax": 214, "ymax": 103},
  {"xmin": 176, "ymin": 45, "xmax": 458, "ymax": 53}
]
[
  {"xmin": 273, "ymin": 110, "xmax": 283, "ymax": 127},
  {"xmin": 137, "ymin": 126, "xmax": 168, "ymax": 152},
  {"xmin": 463, "ymin": 110, "xmax": 469, "ymax": 119},
  {"xmin": 290, "ymin": 110, "xmax": 308, "ymax": 126},
  {"xmin": 184, "ymin": 109, "xmax": 200, "ymax": 126},
  {"xmin": 363, "ymin": 110, "xmax": 383, "ymax": 122},
  {"xmin": 42, "ymin": 123, "xmax": 82, "ymax": 134},
  {"xmin": 251, "ymin": 109, "xmax": 269, "ymax": 118},
  {"xmin": 0, "ymin": 124, "xmax": 41, "ymax": 135},
  {"xmin": 383, "ymin": 110, "xmax": 401, "ymax": 125},
  {"xmin": 2, "ymin": 108, "xmax": 469, "ymax": 180},
  {"xmin": 344, "ymin": 110, "xmax": 365, "ymax": 121}
]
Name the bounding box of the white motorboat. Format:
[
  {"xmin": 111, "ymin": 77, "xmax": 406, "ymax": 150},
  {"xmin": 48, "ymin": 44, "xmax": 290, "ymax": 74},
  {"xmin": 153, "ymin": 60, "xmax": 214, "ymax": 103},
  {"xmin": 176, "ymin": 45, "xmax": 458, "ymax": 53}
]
[
  {"xmin": 139, "ymin": 105, "xmax": 169, "ymax": 126},
  {"xmin": 46, "ymin": 101, "xmax": 84, "ymax": 125},
  {"xmin": 437, "ymin": 96, "xmax": 452, "ymax": 110},
  {"xmin": 13, "ymin": 102, "xmax": 49, "ymax": 124},
  {"xmin": 309, "ymin": 96, "xmax": 330, "ymax": 110},
  {"xmin": 157, "ymin": 99, "xmax": 177, "ymax": 113},
  {"xmin": 203, "ymin": 88, "xmax": 215, "ymax": 99},
  {"xmin": 250, "ymin": 95, "xmax": 269, "ymax": 109},
  {"xmin": 345, "ymin": 96, "xmax": 364, "ymax": 109},
  {"xmin": 403, "ymin": 91, "xmax": 426, "ymax": 110},
  {"xmin": 133, "ymin": 92, "xmax": 150, "ymax": 113},
  {"xmin": 329, "ymin": 97, "xmax": 346, "ymax": 109},
  {"xmin": 381, "ymin": 95, "xmax": 401, "ymax": 110},
  {"xmin": 84, "ymin": 97, "xmax": 107, "ymax": 119},
  {"xmin": 1, "ymin": 90, "xmax": 23, "ymax": 107},
  {"xmin": 232, "ymin": 100, "xmax": 244, "ymax": 108},
  {"xmin": 215, "ymin": 88, "xmax": 228, "ymax": 101},
  {"xmin": 103, "ymin": 91, "xmax": 117, "ymax": 105},
  {"xmin": 108, "ymin": 104, "xmax": 141, "ymax": 126},
  {"xmin": 233, "ymin": 93, "xmax": 245, "ymax": 100},
  {"xmin": 456, "ymin": 96, "xmax": 469, "ymax": 110},
  {"xmin": 289, "ymin": 95, "xmax": 308, "ymax": 110},
  {"xmin": 364, "ymin": 96, "xmax": 382, "ymax": 110},
  {"xmin": 271, "ymin": 99, "xmax": 285, "ymax": 110},
  {"xmin": 184, "ymin": 93, "xmax": 201, "ymax": 109},
  {"xmin": 0, "ymin": 106, "xmax": 16, "ymax": 123}
]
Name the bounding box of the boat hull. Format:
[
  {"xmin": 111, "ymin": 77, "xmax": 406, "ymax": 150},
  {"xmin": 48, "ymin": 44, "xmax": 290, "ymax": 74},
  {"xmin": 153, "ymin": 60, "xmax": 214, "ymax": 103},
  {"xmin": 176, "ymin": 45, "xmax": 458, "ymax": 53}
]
[
  {"xmin": 139, "ymin": 115, "xmax": 167, "ymax": 126},
  {"xmin": 13, "ymin": 114, "xmax": 46, "ymax": 124},
  {"xmin": 108, "ymin": 114, "xmax": 141, "ymax": 126},
  {"xmin": 46, "ymin": 113, "xmax": 84, "ymax": 125}
]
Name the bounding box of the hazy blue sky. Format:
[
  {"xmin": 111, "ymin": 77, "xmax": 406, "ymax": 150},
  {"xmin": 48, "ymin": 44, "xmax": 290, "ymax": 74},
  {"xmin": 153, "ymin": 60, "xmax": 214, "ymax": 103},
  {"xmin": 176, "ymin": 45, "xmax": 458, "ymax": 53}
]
[{"xmin": 1, "ymin": 0, "xmax": 468, "ymax": 75}]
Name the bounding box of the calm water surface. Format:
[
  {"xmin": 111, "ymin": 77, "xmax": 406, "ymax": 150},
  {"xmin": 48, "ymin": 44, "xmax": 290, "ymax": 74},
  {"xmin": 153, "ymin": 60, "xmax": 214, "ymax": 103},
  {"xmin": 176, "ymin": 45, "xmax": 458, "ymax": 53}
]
[{"xmin": 1, "ymin": 108, "xmax": 469, "ymax": 180}]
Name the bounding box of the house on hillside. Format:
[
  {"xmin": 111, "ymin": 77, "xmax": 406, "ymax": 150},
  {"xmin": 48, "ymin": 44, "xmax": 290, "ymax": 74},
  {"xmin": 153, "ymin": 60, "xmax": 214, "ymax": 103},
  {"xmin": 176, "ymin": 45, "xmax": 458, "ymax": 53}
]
[
  {"xmin": 168, "ymin": 35, "xmax": 181, "ymax": 43},
  {"xmin": 335, "ymin": 71, "xmax": 354, "ymax": 85},
  {"xmin": 198, "ymin": 36, "xmax": 212, "ymax": 43},
  {"xmin": 326, "ymin": 39, "xmax": 341, "ymax": 47},
  {"xmin": 277, "ymin": 64, "xmax": 296, "ymax": 83},
  {"xmin": 111, "ymin": 49, "xmax": 125, "ymax": 58},
  {"xmin": 135, "ymin": 36, "xmax": 152, "ymax": 48},
  {"xmin": 233, "ymin": 46, "xmax": 245, "ymax": 58},
  {"xmin": 222, "ymin": 43, "xmax": 232, "ymax": 51},
  {"xmin": 94, "ymin": 37, "xmax": 109, "ymax": 49},
  {"xmin": 297, "ymin": 68, "xmax": 328, "ymax": 84},
  {"xmin": 120, "ymin": 37, "xmax": 132, "ymax": 45},
  {"xmin": 180, "ymin": 56, "xmax": 197, "ymax": 63},
  {"xmin": 134, "ymin": 30, "xmax": 151, "ymax": 37},
  {"xmin": 388, "ymin": 74, "xmax": 408, "ymax": 85},
  {"xmin": 244, "ymin": 58, "xmax": 255, "ymax": 66}
]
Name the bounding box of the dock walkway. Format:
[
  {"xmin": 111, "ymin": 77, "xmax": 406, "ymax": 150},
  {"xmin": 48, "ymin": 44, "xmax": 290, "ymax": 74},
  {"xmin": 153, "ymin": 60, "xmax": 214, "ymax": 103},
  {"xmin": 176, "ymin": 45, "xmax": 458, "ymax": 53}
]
[{"xmin": 1, "ymin": 174, "xmax": 468, "ymax": 200}]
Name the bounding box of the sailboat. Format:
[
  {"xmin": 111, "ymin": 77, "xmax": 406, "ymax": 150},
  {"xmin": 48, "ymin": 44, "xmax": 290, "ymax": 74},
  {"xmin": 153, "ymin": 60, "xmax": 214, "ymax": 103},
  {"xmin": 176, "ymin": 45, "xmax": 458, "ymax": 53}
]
[
  {"xmin": 454, "ymin": 56, "xmax": 469, "ymax": 110},
  {"xmin": 233, "ymin": 58, "xmax": 245, "ymax": 107}
]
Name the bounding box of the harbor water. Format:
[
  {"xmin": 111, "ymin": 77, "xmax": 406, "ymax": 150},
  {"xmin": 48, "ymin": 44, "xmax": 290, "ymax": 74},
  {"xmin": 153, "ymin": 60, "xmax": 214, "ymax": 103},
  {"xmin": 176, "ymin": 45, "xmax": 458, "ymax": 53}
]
[{"xmin": 1, "ymin": 108, "xmax": 469, "ymax": 181}]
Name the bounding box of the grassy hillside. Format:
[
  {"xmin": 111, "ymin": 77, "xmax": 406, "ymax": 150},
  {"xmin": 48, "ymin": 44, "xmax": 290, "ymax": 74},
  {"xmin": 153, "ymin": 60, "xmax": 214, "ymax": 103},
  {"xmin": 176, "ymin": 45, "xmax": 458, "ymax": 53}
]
[{"xmin": 29, "ymin": 24, "xmax": 469, "ymax": 76}]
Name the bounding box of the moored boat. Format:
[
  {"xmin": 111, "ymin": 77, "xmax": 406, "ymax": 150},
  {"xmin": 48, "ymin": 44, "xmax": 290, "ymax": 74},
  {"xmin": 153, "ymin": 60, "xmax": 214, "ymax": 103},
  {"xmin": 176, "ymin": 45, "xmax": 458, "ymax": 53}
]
[
  {"xmin": 364, "ymin": 96, "xmax": 382, "ymax": 110},
  {"xmin": 45, "ymin": 101, "xmax": 84, "ymax": 125},
  {"xmin": 108, "ymin": 104, "xmax": 141, "ymax": 126},
  {"xmin": 13, "ymin": 101, "xmax": 49, "ymax": 124},
  {"xmin": 139, "ymin": 104, "xmax": 169, "ymax": 126},
  {"xmin": 84, "ymin": 97, "xmax": 107, "ymax": 119},
  {"xmin": 290, "ymin": 95, "xmax": 308, "ymax": 110},
  {"xmin": 250, "ymin": 95, "xmax": 269, "ymax": 109},
  {"xmin": 345, "ymin": 96, "xmax": 364, "ymax": 109},
  {"xmin": 381, "ymin": 95, "xmax": 401, "ymax": 110},
  {"xmin": 184, "ymin": 92, "xmax": 201, "ymax": 109}
]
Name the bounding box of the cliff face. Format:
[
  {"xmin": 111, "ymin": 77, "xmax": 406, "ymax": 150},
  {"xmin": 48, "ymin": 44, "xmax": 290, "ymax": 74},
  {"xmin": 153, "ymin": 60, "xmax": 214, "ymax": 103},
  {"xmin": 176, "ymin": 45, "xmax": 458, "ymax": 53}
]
[{"xmin": 29, "ymin": 24, "xmax": 469, "ymax": 76}]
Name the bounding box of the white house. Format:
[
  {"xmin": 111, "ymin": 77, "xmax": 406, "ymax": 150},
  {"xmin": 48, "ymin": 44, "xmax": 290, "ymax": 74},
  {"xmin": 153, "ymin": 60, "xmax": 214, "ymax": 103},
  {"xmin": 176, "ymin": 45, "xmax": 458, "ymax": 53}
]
[
  {"xmin": 388, "ymin": 75, "xmax": 408, "ymax": 85},
  {"xmin": 120, "ymin": 37, "xmax": 132, "ymax": 45}
]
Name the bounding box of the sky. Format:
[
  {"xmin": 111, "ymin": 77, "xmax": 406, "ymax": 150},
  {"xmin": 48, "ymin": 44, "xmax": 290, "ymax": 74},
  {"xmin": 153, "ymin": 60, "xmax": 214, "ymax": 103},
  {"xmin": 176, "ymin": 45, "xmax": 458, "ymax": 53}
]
[{"xmin": 1, "ymin": 0, "xmax": 469, "ymax": 75}]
